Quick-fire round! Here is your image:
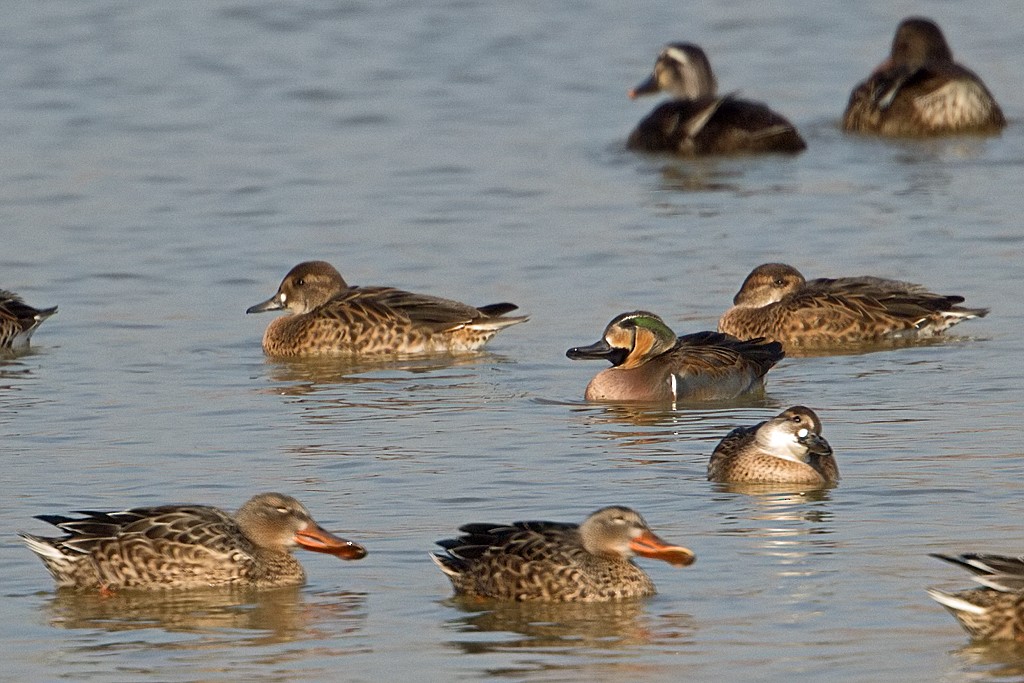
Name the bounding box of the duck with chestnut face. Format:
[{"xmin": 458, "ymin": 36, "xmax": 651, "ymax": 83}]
[
  {"xmin": 567, "ymin": 311, "xmax": 783, "ymax": 403},
  {"xmin": 708, "ymin": 406, "xmax": 837, "ymax": 485},
  {"xmin": 843, "ymin": 17, "xmax": 1005, "ymax": 136},
  {"xmin": 432, "ymin": 506, "xmax": 695, "ymax": 602},
  {"xmin": 247, "ymin": 261, "xmax": 527, "ymax": 357}
]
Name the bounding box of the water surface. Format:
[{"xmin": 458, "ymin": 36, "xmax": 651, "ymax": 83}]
[{"xmin": 2, "ymin": 2, "xmax": 1024, "ymax": 681}]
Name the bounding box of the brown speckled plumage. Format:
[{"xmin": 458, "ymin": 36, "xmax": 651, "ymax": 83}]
[
  {"xmin": 247, "ymin": 261, "xmax": 527, "ymax": 357},
  {"xmin": 843, "ymin": 17, "xmax": 1005, "ymax": 137},
  {"xmin": 432, "ymin": 506, "xmax": 694, "ymax": 602},
  {"xmin": 567, "ymin": 311, "xmax": 783, "ymax": 402},
  {"xmin": 0, "ymin": 289, "xmax": 56, "ymax": 351},
  {"xmin": 20, "ymin": 493, "xmax": 366, "ymax": 591},
  {"xmin": 718, "ymin": 263, "xmax": 987, "ymax": 352},
  {"xmin": 708, "ymin": 406, "xmax": 837, "ymax": 485},
  {"xmin": 628, "ymin": 43, "xmax": 805, "ymax": 156},
  {"xmin": 929, "ymin": 553, "xmax": 1024, "ymax": 641}
]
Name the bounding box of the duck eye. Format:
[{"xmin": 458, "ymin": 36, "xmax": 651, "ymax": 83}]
[
  {"xmin": 773, "ymin": 278, "xmax": 785, "ymax": 287},
  {"xmin": 792, "ymin": 415, "xmax": 802, "ymax": 423},
  {"xmin": 295, "ymin": 278, "xmax": 305, "ymax": 287}
]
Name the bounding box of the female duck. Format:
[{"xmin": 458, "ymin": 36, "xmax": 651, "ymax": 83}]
[
  {"xmin": 928, "ymin": 553, "xmax": 1024, "ymax": 641},
  {"xmin": 843, "ymin": 17, "xmax": 1005, "ymax": 136},
  {"xmin": 718, "ymin": 263, "xmax": 988, "ymax": 352},
  {"xmin": 20, "ymin": 493, "xmax": 367, "ymax": 591},
  {"xmin": 0, "ymin": 289, "xmax": 56, "ymax": 350},
  {"xmin": 432, "ymin": 506, "xmax": 694, "ymax": 602},
  {"xmin": 567, "ymin": 311, "xmax": 784, "ymax": 402},
  {"xmin": 708, "ymin": 406, "xmax": 837, "ymax": 485},
  {"xmin": 628, "ymin": 43, "xmax": 806, "ymax": 155},
  {"xmin": 247, "ymin": 261, "xmax": 527, "ymax": 357}
]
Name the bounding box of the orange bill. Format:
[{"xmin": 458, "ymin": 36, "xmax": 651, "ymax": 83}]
[
  {"xmin": 294, "ymin": 524, "xmax": 368, "ymax": 561},
  {"xmin": 629, "ymin": 530, "xmax": 695, "ymax": 567}
]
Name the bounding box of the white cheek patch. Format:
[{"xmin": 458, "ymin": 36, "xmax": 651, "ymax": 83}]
[
  {"xmin": 279, "ymin": 293, "xmax": 288, "ymax": 304},
  {"xmin": 761, "ymin": 425, "xmax": 808, "ymax": 463},
  {"xmin": 797, "ymin": 428, "xmax": 809, "ymax": 438}
]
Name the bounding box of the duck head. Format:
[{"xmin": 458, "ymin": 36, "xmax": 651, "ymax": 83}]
[
  {"xmin": 579, "ymin": 506, "xmax": 694, "ymax": 567},
  {"xmin": 629, "ymin": 43, "xmax": 717, "ymax": 100},
  {"xmin": 876, "ymin": 17, "xmax": 954, "ymax": 74},
  {"xmin": 236, "ymin": 493, "xmax": 367, "ymax": 561},
  {"xmin": 732, "ymin": 263, "xmax": 806, "ymax": 307},
  {"xmin": 755, "ymin": 406, "xmax": 833, "ymax": 464},
  {"xmin": 567, "ymin": 311, "xmax": 677, "ymax": 369},
  {"xmin": 246, "ymin": 261, "xmax": 350, "ymax": 315}
]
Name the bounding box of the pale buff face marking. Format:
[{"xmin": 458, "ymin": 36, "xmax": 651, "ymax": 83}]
[{"xmin": 664, "ymin": 46, "xmax": 690, "ymax": 68}]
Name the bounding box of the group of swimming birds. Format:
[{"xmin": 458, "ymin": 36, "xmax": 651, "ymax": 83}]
[
  {"xmin": 627, "ymin": 16, "xmax": 1005, "ymax": 155},
  {"xmin": 4, "ymin": 15, "xmax": 1017, "ymax": 643}
]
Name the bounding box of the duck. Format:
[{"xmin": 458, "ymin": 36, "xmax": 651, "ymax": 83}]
[
  {"xmin": 432, "ymin": 506, "xmax": 695, "ymax": 602},
  {"xmin": 566, "ymin": 311, "xmax": 784, "ymax": 402},
  {"xmin": 928, "ymin": 553, "xmax": 1024, "ymax": 641},
  {"xmin": 19, "ymin": 492, "xmax": 367, "ymax": 591},
  {"xmin": 707, "ymin": 406, "xmax": 837, "ymax": 485},
  {"xmin": 627, "ymin": 42, "xmax": 806, "ymax": 156},
  {"xmin": 718, "ymin": 263, "xmax": 988, "ymax": 352},
  {"xmin": 0, "ymin": 289, "xmax": 57, "ymax": 351},
  {"xmin": 246, "ymin": 261, "xmax": 528, "ymax": 357},
  {"xmin": 842, "ymin": 17, "xmax": 1005, "ymax": 136}
]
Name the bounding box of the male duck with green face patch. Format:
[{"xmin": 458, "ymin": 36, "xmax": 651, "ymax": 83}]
[{"xmin": 567, "ymin": 311, "xmax": 783, "ymax": 403}]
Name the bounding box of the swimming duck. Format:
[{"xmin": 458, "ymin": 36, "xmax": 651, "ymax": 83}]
[
  {"xmin": 0, "ymin": 290, "xmax": 57, "ymax": 350},
  {"xmin": 842, "ymin": 17, "xmax": 1005, "ymax": 136},
  {"xmin": 246, "ymin": 261, "xmax": 528, "ymax": 357},
  {"xmin": 567, "ymin": 311, "xmax": 784, "ymax": 402},
  {"xmin": 432, "ymin": 506, "xmax": 695, "ymax": 602},
  {"xmin": 708, "ymin": 406, "xmax": 837, "ymax": 485},
  {"xmin": 928, "ymin": 553, "xmax": 1024, "ymax": 641},
  {"xmin": 718, "ymin": 263, "xmax": 988, "ymax": 351},
  {"xmin": 627, "ymin": 43, "xmax": 806, "ymax": 155},
  {"xmin": 20, "ymin": 492, "xmax": 367, "ymax": 591}
]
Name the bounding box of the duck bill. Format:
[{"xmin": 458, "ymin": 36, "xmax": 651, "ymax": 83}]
[
  {"xmin": 246, "ymin": 293, "xmax": 284, "ymax": 315},
  {"xmin": 630, "ymin": 530, "xmax": 695, "ymax": 567},
  {"xmin": 294, "ymin": 524, "xmax": 368, "ymax": 561},
  {"xmin": 798, "ymin": 433, "xmax": 833, "ymax": 457},
  {"xmin": 566, "ymin": 340, "xmax": 628, "ymax": 366},
  {"xmin": 628, "ymin": 74, "xmax": 660, "ymax": 99}
]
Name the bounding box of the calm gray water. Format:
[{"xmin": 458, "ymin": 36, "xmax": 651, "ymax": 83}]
[{"xmin": 2, "ymin": 1, "xmax": 1024, "ymax": 681}]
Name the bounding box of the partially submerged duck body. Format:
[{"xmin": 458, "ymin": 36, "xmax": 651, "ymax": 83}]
[
  {"xmin": 247, "ymin": 261, "xmax": 527, "ymax": 357},
  {"xmin": 432, "ymin": 506, "xmax": 694, "ymax": 602},
  {"xmin": 928, "ymin": 553, "xmax": 1024, "ymax": 641},
  {"xmin": 628, "ymin": 43, "xmax": 805, "ymax": 156},
  {"xmin": 20, "ymin": 493, "xmax": 367, "ymax": 591},
  {"xmin": 708, "ymin": 406, "xmax": 837, "ymax": 485},
  {"xmin": 0, "ymin": 289, "xmax": 57, "ymax": 351},
  {"xmin": 567, "ymin": 311, "xmax": 783, "ymax": 403},
  {"xmin": 718, "ymin": 263, "xmax": 987, "ymax": 352},
  {"xmin": 843, "ymin": 17, "xmax": 1005, "ymax": 137}
]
